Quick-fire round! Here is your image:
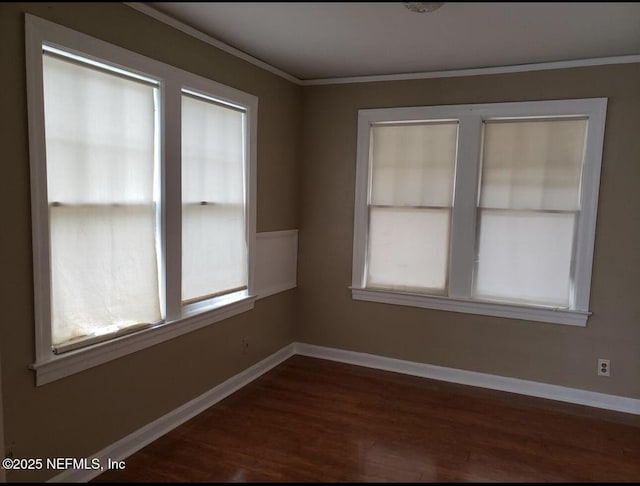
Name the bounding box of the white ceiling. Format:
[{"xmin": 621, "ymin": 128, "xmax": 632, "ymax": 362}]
[{"xmin": 147, "ymin": 2, "xmax": 640, "ymax": 81}]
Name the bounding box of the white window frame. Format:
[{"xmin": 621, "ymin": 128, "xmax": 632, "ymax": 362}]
[
  {"xmin": 25, "ymin": 15, "xmax": 258, "ymax": 385},
  {"xmin": 351, "ymin": 98, "xmax": 607, "ymax": 327}
]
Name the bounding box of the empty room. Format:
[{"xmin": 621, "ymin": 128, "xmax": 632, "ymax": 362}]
[{"xmin": 1, "ymin": 2, "xmax": 640, "ymax": 482}]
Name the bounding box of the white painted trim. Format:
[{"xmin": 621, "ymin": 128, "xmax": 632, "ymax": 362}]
[
  {"xmin": 352, "ymin": 99, "xmax": 607, "ymax": 326},
  {"xmin": 162, "ymin": 79, "xmax": 182, "ymax": 323},
  {"xmin": 247, "ymin": 116, "xmax": 259, "ymax": 300},
  {"xmin": 572, "ymin": 99, "xmax": 607, "ymax": 311},
  {"xmin": 351, "ymin": 113, "xmax": 371, "ymax": 289},
  {"xmin": 32, "ymin": 295, "xmax": 257, "ymax": 386},
  {"xmin": 124, "ymin": 2, "xmax": 301, "ymax": 85},
  {"xmin": 45, "ymin": 341, "xmax": 640, "ymax": 482},
  {"xmin": 26, "ymin": 15, "xmax": 260, "ymax": 385},
  {"xmin": 356, "ymin": 98, "xmax": 608, "ymax": 122},
  {"xmin": 48, "ymin": 343, "xmax": 296, "ymax": 483},
  {"xmin": 125, "ymin": 3, "xmax": 640, "ymax": 87},
  {"xmin": 25, "ymin": 14, "xmax": 54, "ymax": 364},
  {"xmin": 447, "ymin": 115, "xmax": 481, "ymax": 299},
  {"xmin": 294, "ymin": 343, "xmax": 640, "ymax": 415},
  {"xmin": 351, "ymin": 288, "xmax": 589, "ymax": 327},
  {"xmin": 304, "ymin": 55, "xmax": 640, "ymax": 86},
  {"xmin": 255, "ymin": 230, "xmax": 298, "ymax": 300}
]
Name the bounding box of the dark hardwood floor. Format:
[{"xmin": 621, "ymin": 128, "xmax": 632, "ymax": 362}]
[{"xmin": 93, "ymin": 355, "xmax": 640, "ymax": 482}]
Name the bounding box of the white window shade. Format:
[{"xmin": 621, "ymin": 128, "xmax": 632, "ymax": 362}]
[
  {"xmin": 367, "ymin": 207, "xmax": 450, "ymax": 292},
  {"xmin": 370, "ymin": 123, "xmax": 457, "ymax": 207},
  {"xmin": 181, "ymin": 94, "xmax": 247, "ymax": 303},
  {"xmin": 353, "ymin": 100, "xmax": 606, "ymax": 327},
  {"xmin": 474, "ymin": 118, "xmax": 587, "ymax": 308},
  {"xmin": 43, "ymin": 53, "xmax": 161, "ymax": 347},
  {"xmin": 480, "ymin": 119, "xmax": 587, "ymax": 211},
  {"xmin": 27, "ymin": 17, "xmax": 260, "ymax": 382},
  {"xmin": 366, "ymin": 122, "xmax": 457, "ymax": 293},
  {"xmin": 475, "ymin": 210, "xmax": 576, "ymax": 307}
]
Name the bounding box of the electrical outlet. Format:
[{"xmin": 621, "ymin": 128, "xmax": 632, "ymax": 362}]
[
  {"xmin": 242, "ymin": 337, "xmax": 249, "ymax": 355},
  {"xmin": 597, "ymin": 358, "xmax": 610, "ymax": 377}
]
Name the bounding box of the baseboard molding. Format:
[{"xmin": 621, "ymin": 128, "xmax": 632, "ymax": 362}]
[
  {"xmin": 294, "ymin": 342, "xmax": 640, "ymax": 415},
  {"xmin": 49, "ymin": 343, "xmax": 296, "ymax": 483},
  {"xmin": 49, "ymin": 340, "xmax": 640, "ymax": 482}
]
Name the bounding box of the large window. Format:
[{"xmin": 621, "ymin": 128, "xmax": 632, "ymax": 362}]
[
  {"xmin": 352, "ymin": 99, "xmax": 607, "ymax": 326},
  {"xmin": 43, "ymin": 50, "xmax": 162, "ymax": 353},
  {"xmin": 27, "ymin": 16, "xmax": 257, "ymax": 384},
  {"xmin": 367, "ymin": 122, "xmax": 457, "ymax": 293}
]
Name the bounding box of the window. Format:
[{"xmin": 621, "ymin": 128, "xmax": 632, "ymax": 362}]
[
  {"xmin": 352, "ymin": 99, "xmax": 607, "ymax": 326},
  {"xmin": 181, "ymin": 93, "xmax": 247, "ymax": 304},
  {"xmin": 43, "ymin": 50, "xmax": 162, "ymax": 353},
  {"xmin": 26, "ymin": 16, "xmax": 257, "ymax": 384},
  {"xmin": 367, "ymin": 122, "xmax": 457, "ymax": 293}
]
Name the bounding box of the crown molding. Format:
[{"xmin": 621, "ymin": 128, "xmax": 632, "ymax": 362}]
[
  {"xmin": 126, "ymin": 3, "xmax": 640, "ymax": 88},
  {"xmin": 124, "ymin": 2, "xmax": 303, "ymax": 85},
  {"xmin": 303, "ymin": 55, "xmax": 640, "ymax": 85}
]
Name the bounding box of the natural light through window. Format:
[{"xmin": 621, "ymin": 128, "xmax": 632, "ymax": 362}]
[
  {"xmin": 27, "ymin": 16, "xmax": 258, "ymax": 382},
  {"xmin": 181, "ymin": 93, "xmax": 247, "ymax": 304},
  {"xmin": 352, "ymin": 100, "xmax": 606, "ymax": 326},
  {"xmin": 366, "ymin": 122, "xmax": 457, "ymax": 293},
  {"xmin": 43, "ymin": 52, "xmax": 161, "ymax": 352},
  {"xmin": 474, "ymin": 118, "xmax": 587, "ymax": 308}
]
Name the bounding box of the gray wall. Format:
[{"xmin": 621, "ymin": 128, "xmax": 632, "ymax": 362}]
[
  {"xmin": 298, "ymin": 65, "xmax": 640, "ymax": 400},
  {"xmin": 0, "ymin": 3, "xmax": 301, "ymax": 481}
]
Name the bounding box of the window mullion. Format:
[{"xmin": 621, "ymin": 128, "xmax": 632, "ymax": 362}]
[
  {"xmin": 163, "ymin": 80, "xmax": 182, "ymax": 321},
  {"xmin": 448, "ymin": 115, "xmax": 482, "ymax": 299}
]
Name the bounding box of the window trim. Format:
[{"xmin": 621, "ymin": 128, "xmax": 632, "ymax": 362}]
[
  {"xmin": 351, "ymin": 98, "xmax": 607, "ymax": 326},
  {"xmin": 26, "ymin": 15, "xmax": 258, "ymax": 384}
]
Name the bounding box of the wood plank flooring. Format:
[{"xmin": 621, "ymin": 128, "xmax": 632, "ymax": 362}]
[{"xmin": 93, "ymin": 355, "xmax": 640, "ymax": 482}]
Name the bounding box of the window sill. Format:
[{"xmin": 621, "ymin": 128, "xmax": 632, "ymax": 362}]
[
  {"xmin": 351, "ymin": 287, "xmax": 590, "ymax": 327},
  {"xmin": 30, "ymin": 293, "xmax": 257, "ymax": 386}
]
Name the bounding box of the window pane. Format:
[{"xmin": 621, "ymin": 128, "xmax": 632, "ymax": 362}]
[
  {"xmin": 476, "ymin": 118, "xmax": 586, "ymax": 308},
  {"xmin": 474, "ymin": 210, "xmax": 575, "ymax": 307},
  {"xmin": 181, "ymin": 95, "xmax": 247, "ymax": 302},
  {"xmin": 370, "ymin": 123, "xmax": 457, "ymax": 207},
  {"xmin": 480, "ymin": 118, "xmax": 587, "ymax": 211},
  {"xmin": 49, "ymin": 206, "xmax": 160, "ymax": 343},
  {"xmin": 43, "ymin": 54, "xmax": 160, "ymax": 346},
  {"xmin": 367, "ymin": 207, "xmax": 450, "ymax": 292}
]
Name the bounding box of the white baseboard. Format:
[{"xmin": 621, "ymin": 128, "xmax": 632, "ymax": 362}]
[
  {"xmin": 48, "ymin": 340, "xmax": 640, "ymax": 482},
  {"xmin": 294, "ymin": 342, "xmax": 640, "ymax": 415},
  {"xmin": 49, "ymin": 343, "xmax": 296, "ymax": 483}
]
